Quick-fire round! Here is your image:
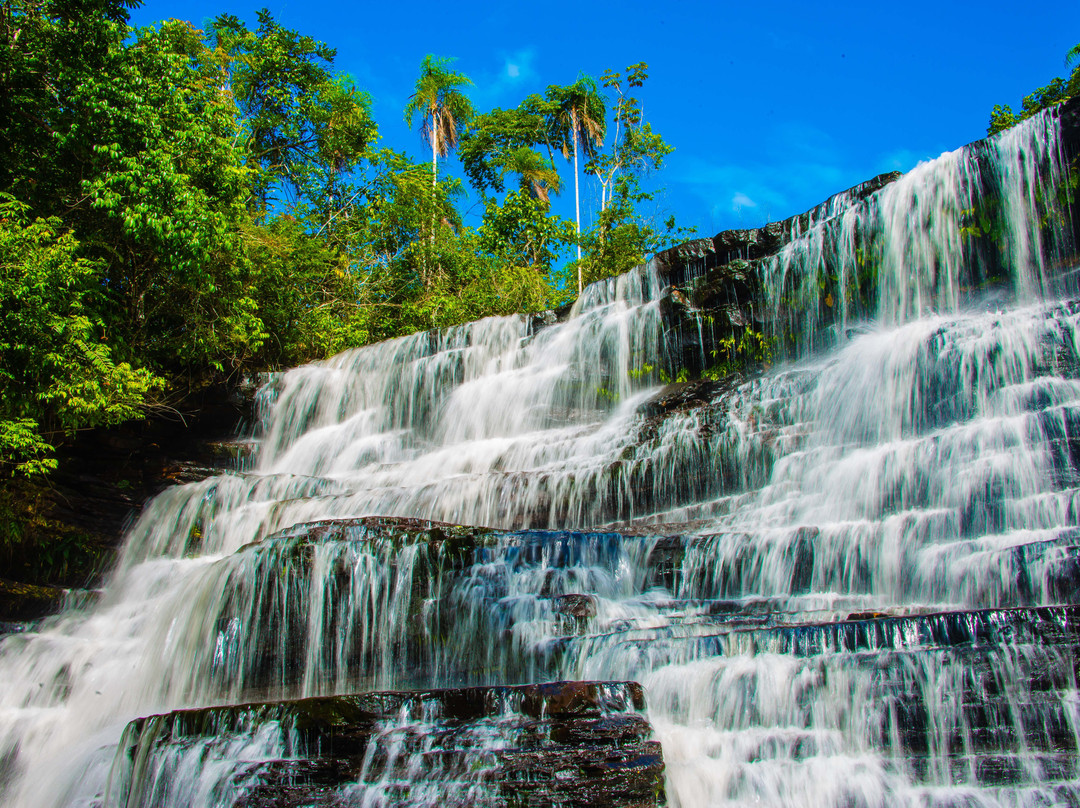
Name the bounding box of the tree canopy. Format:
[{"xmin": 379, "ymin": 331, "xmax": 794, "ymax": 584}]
[
  {"xmin": 988, "ymin": 43, "xmax": 1080, "ymax": 135},
  {"xmin": 0, "ymin": 3, "xmax": 685, "ymax": 482}
]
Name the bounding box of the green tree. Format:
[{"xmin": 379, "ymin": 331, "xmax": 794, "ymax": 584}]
[
  {"xmin": 459, "ymin": 101, "xmax": 559, "ymax": 197},
  {"xmin": 590, "ymin": 63, "xmax": 665, "ymax": 212},
  {"xmin": 404, "ymin": 55, "xmax": 473, "ymax": 283},
  {"xmin": 210, "ymin": 10, "xmax": 376, "ymax": 217},
  {"xmin": 988, "ymin": 42, "xmax": 1080, "ymax": 134},
  {"xmin": 0, "ymin": 0, "xmax": 141, "ymax": 215},
  {"xmin": 77, "ymin": 19, "xmax": 260, "ymax": 376},
  {"xmin": 546, "ymin": 76, "xmax": 607, "ymax": 294},
  {"xmin": 575, "ymin": 63, "xmax": 681, "ymax": 285},
  {"xmin": 0, "ymin": 197, "xmax": 160, "ymax": 477},
  {"xmin": 1, "ymin": 4, "xmax": 382, "ymax": 384}
]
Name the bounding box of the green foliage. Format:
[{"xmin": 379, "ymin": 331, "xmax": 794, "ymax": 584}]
[
  {"xmin": 0, "ymin": 1, "xmax": 684, "ymax": 479},
  {"xmin": 80, "ymin": 20, "xmax": 262, "ymax": 373},
  {"xmin": 478, "ymin": 190, "xmax": 574, "ymax": 275},
  {"xmin": 459, "ymin": 104, "xmax": 557, "ymax": 195},
  {"xmin": 576, "ymin": 189, "xmax": 688, "ymax": 288},
  {"xmin": 0, "ymin": 197, "xmax": 161, "ymax": 476},
  {"xmin": 988, "ymin": 42, "xmax": 1080, "ymax": 135},
  {"xmin": 396, "ymin": 224, "xmax": 553, "ymax": 333},
  {"xmin": 0, "ymin": 0, "xmax": 138, "ymax": 210},
  {"xmin": 241, "ymin": 215, "xmax": 370, "ymax": 366},
  {"xmin": 211, "ymin": 9, "xmax": 376, "ymax": 212},
  {"xmin": 0, "ymin": 420, "xmax": 56, "ymax": 478},
  {"xmin": 704, "ymin": 327, "xmax": 775, "ymax": 379}
]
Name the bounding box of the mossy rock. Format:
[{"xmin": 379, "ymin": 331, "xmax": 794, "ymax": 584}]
[{"xmin": 0, "ymin": 577, "xmax": 68, "ymax": 621}]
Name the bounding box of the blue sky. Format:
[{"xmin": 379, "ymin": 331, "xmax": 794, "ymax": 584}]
[{"xmin": 129, "ymin": 0, "xmax": 1080, "ymax": 238}]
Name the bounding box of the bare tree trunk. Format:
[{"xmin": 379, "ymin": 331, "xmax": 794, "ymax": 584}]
[
  {"xmin": 428, "ymin": 113, "xmax": 438, "ymax": 287},
  {"xmin": 573, "ymin": 110, "xmax": 582, "ymax": 295}
]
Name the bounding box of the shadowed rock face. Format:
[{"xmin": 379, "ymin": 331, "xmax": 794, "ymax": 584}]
[
  {"xmin": 652, "ymin": 96, "xmax": 1080, "ymax": 379},
  {"xmin": 0, "ymin": 381, "xmax": 261, "ymax": 622},
  {"xmin": 107, "ymin": 682, "xmax": 665, "ymax": 808},
  {"xmin": 648, "ymin": 171, "xmax": 903, "ymax": 379}
]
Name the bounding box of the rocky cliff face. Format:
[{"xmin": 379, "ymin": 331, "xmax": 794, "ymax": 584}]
[
  {"xmin": 0, "ymin": 381, "xmax": 259, "ymax": 622},
  {"xmin": 652, "ymin": 95, "xmax": 1080, "ymax": 380}
]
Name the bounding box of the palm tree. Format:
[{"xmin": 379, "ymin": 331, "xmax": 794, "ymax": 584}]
[
  {"xmin": 547, "ymin": 76, "xmax": 606, "ymax": 294},
  {"xmin": 404, "ymin": 55, "xmax": 473, "ymax": 282},
  {"xmin": 504, "ymin": 146, "xmax": 562, "ymax": 206},
  {"xmin": 1067, "ymin": 43, "xmax": 1080, "ymax": 95}
]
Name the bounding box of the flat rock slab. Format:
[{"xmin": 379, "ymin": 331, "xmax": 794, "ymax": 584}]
[{"xmin": 108, "ymin": 681, "xmax": 665, "ymax": 808}]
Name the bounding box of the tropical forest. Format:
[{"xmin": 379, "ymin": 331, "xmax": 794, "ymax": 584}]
[{"xmin": 4, "ymin": 1, "xmax": 1080, "ymax": 807}]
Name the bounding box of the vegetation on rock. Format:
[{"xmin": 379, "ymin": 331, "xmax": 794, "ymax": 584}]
[{"xmin": 988, "ymin": 43, "xmax": 1080, "ymax": 134}]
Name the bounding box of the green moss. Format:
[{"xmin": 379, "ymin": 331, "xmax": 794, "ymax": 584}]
[{"xmin": 0, "ymin": 479, "xmax": 111, "ymax": 587}]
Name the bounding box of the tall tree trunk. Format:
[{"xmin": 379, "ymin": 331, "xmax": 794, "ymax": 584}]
[
  {"xmin": 428, "ymin": 112, "xmax": 439, "ymax": 286},
  {"xmin": 572, "ymin": 110, "xmax": 582, "ymax": 295}
]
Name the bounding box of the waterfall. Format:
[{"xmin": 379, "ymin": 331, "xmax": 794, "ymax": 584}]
[
  {"xmin": 761, "ymin": 108, "xmax": 1073, "ymax": 356},
  {"xmin": 1, "ymin": 106, "xmax": 1078, "ymax": 808}
]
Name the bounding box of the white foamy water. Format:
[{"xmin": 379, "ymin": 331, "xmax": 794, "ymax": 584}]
[{"xmin": 0, "ymin": 107, "xmax": 1077, "ymax": 807}]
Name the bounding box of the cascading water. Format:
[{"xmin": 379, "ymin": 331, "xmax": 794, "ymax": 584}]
[{"xmin": 1, "ymin": 104, "xmax": 1078, "ymax": 807}]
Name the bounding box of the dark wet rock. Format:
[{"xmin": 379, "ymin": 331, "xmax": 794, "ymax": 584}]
[
  {"xmin": 1058, "ymin": 95, "xmax": 1080, "ymax": 163},
  {"xmin": 643, "ymin": 535, "xmax": 688, "ymax": 592},
  {"xmin": 1058, "ymin": 96, "xmax": 1080, "ymax": 271},
  {"xmin": 789, "ymin": 526, "xmax": 818, "ymax": 594},
  {"xmin": 0, "ymin": 577, "xmax": 67, "ymax": 621},
  {"xmin": 0, "ymin": 619, "xmax": 31, "ymax": 637},
  {"xmin": 652, "ymin": 237, "xmax": 717, "ymax": 282},
  {"xmin": 109, "ymin": 682, "xmax": 665, "ymax": 808},
  {"xmin": 651, "ymin": 172, "xmax": 908, "ymax": 381},
  {"xmin": 654, "ymin": 171, "xmax": 901, "ymax": 289},
  {"xmin": 554, "ymin": 593, "xmax": 597, "ymax": 620},
  {"xmin": 639, "ymin": 378, "xmax": 740, "ymax": 418},
  {"xmin": 0, "ymin": 379, "xmax": 260, "ymax": 608}
]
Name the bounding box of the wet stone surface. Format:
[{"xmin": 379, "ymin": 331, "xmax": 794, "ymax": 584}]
[{"xmin": 109, "ymin": 682, "xmax": 665, "ymax": 808}]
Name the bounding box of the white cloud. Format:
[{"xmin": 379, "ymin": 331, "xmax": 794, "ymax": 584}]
[
  {"xmin": 664, "ymin": 120, "xmax": 888, "ymax": 232},
  {"xmin": 731, "ymin": 192, "xmax": 757, "ymax": 210},
  {"xmin": 469, "ymin": 48, "xmax": 537, "ymax": 109},
  {"xmin": 876, "ymin": 148, "xmax": 933, "ymax": 173}
]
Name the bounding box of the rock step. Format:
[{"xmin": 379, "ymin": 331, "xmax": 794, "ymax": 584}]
[
  {"xmin": 107, "ymin": 682, "xmax": 665, "ymax": 808},
  {"xmin": 905, "ymin": 781, "xmax": 1080, "ymax": 808},
  {"xmin": 889, "ymin": 696, "xmax": 1080, "ymax": 758},
  {"xmin": 246, "ymin": 516, "xmax": 1080, "ymax": 608},
  {"xmin": 237, "ymin": 744, "xmax": 664, "ymax": 808},
  {"xmin": 587, "ymin": 604, "xmax": 1080, "ymax": 656}
]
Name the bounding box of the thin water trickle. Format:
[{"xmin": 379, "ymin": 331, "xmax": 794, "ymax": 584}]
[{"xmin": 0, "ymin": 107, "xmax": 1078, "ymax": 807}]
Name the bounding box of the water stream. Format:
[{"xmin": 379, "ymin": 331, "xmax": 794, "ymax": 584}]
[{"xmin": 0, "ymin": 107, "xmax": 1078, "ymax": 807}]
